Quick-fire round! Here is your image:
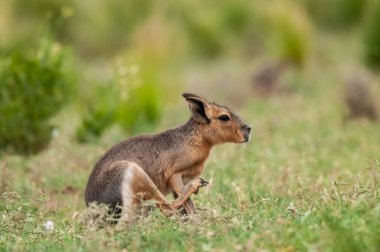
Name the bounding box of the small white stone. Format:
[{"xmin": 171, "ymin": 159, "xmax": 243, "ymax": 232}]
[{"xmin": 43, "ymin": 220, "xmax": 54, "ymax": 232}]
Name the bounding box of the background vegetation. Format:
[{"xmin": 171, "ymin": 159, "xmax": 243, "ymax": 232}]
[{"xmin": 0, "ymin": 0, "xmax": 379, "ymax": 251}]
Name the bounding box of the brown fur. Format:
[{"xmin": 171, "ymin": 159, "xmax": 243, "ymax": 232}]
[{"xmin": 84, "ymin": 93, "xmax": 251, "ymax": 220}]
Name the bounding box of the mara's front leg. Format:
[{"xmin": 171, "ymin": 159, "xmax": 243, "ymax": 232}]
[{"xmin": 168, "ymin": 173, "xmax": 208, "ymax": 214}]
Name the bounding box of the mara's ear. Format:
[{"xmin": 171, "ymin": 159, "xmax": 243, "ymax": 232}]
[
  {"xmin": 182, "ymin": 92, "xmax": 207, "ymax": 100},
  {"xmin": 182, "ymin": 93, "xmax": 211, "ymax": 124}
]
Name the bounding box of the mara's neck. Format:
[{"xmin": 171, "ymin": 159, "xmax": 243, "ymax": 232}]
[{"xmin": 178, "ymin": 118, "xmax": 213, "ymax": 151}]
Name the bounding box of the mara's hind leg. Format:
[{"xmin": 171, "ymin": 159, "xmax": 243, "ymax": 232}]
[{"xmin": 111, "ymin": 161, "xmax": 207, "ymax": 220}]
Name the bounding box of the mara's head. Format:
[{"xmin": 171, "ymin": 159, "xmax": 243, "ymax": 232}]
[{"xmin": 182, "ymin": 93, "xmax": 251, "ymax": 144}]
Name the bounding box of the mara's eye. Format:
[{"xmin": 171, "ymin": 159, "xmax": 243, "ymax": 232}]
[{"xmin": 218, "ymin": 114, "xmax": 230, "ymax": 121}]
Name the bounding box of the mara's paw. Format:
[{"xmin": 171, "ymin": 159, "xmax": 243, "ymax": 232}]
[
  {"xmin": 198, "ymin": 178, "xmax": 209, "ymax": 187},
  {"xmin": 191, "ymin": 178, "xmax": 209, "ymax": 194}
]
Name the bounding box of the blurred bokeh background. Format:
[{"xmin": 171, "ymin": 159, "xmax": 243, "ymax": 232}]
[
  {"xmin": 1, "ymin": 1, "xmax": 380, "ymax": 250},
  {"xmin": 1, "ymin": 0, "xmax": 379, "ymax": 153}
]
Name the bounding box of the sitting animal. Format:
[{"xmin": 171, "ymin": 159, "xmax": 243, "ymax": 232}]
[{"xmin": 84, "ymin": 93, "xmax": 252, "ymax": 221}]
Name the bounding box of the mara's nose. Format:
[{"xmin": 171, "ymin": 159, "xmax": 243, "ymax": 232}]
[{"xmin": 244, "ymin": 125, "xmax": 252, "ymax": 132}]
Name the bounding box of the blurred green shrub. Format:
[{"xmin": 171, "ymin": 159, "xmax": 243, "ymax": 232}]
[
  {"xmin": 7, "ymin": 0, "xmax": 153, "ymax": 57},
  {"xmin": 303, "ymin": 0, "xmax": 365, "ymax": 29},
  {"xmin": 76, "ymin": 63, "xmax": 162, "ymax": 143},
  {"xmin": 117, "ymin": 81, "xmax": 161, "ymax": 132},
  {"xmin": 115, "ymin": 15, "xmax": 173, "ymax": 131},
  {"xmin": 363, "ymin": 1, "xmax": 380, "ymax": 67},
  {"xmin": 76, "ymin": 16, "xmax": 169, "ymax": 143},
  {"xmin": 7, "ymin": 0, "xmax": 75, "ymax": 47},
  {"xmin": 69, "ymin": 0, "xmax": 153, "ymax": 57},
  {"xmin": 171, "ymin": 0, "xmax": 258, "ymax": 59},
  {"xmin": 4, "ymin": 0, "xmax": 261, "ymax": 60},
  {"xmin": 75, "ymin": 83, "xmax": 117, "ymax": 143},
  {"xmin": 0, "ymin": 37, "xmax": 72, "ymax": 154},
  {"xmin": 221, "ymin": 2, "xmax": 251, "ymax": 35},
  {"xmin": 263, "ymin": 1, "xmax": 312, "ymax": 66},
  {"xmin": 181, "ymin": 6, "xmax": 225, "ymax": 59},
  {"xmin": 14, "ymin": 0, "xmax": 70, "ymax": 20}
]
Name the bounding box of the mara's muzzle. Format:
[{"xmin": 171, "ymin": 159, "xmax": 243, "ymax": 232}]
[{"xmin": 241, "ymin": 124, "xmax": 252, "ymax": 142}]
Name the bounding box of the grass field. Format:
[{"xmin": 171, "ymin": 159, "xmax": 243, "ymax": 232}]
[
  {"xmin": 1, "ymin": 38, "xmax": 380, "ymax": 251},
  {"xmin": 1, "ymin": 83, "xmax": 380, "ymax": 251}
]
